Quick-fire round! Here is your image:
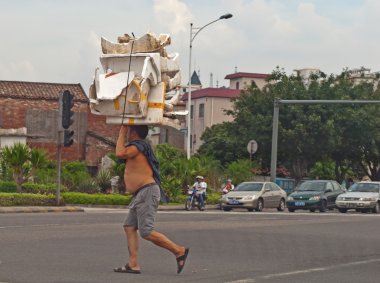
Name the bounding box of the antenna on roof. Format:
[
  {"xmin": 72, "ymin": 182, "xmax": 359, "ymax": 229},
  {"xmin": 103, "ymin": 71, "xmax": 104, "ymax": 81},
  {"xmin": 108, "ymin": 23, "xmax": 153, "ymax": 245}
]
[
  {"xmin": 210, "ymin": 73, "xmax": 213, "ymax": 88},
  {"xmin": 235, "ymin": 66, "xmax": 237, "ymax": 73}
]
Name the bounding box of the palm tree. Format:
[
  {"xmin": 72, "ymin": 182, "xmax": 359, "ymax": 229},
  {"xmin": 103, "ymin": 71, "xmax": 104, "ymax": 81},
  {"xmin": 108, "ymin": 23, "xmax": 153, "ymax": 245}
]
[{"xmin": 0, "ymin": 143, "xmax": 47, "ymax": 192}]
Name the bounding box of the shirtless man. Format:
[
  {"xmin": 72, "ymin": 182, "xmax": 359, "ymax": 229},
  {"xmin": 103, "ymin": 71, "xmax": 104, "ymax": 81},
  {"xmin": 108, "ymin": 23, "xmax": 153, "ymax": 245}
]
[{"xmin": 114, "ymin": 125, "xmax": 189, "ymax": 274}]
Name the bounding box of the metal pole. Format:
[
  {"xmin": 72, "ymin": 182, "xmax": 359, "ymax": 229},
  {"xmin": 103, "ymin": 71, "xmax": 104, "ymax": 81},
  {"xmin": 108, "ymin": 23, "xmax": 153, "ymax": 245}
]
[
  {"xmin": 270, "ymin": 98, "xmax": 280, "ymax": 182},
  {"xmin": 56, "ymin": 131, "xmax": 62, "ymax": 206},
  {"xmin": 56, "ymin": 93, "xmax": 63, "ymax": 206},
  {"xmin": 185, "ymin": 14, "xmax": 233, "ymax": 159},
  {"xmin": 186, "ymin": 23, "xmax": 193, "ymax": 159}
]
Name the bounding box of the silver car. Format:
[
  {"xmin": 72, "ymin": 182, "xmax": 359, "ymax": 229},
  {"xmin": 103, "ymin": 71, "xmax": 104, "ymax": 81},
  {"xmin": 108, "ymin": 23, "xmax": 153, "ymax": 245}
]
[
  {"xmin": 336, "ymin": 181, "xmax": 380, "ymax": 213},
  {"xmin": 220, "ymin": 181, "xmax": 287, "ymax": 212}
]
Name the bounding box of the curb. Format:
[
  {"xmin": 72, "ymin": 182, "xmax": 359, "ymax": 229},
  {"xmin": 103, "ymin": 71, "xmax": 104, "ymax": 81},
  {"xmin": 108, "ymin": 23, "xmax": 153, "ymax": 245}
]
[
  {"xmin": 0, "ymin": 204, "xmax": 219, "ymax": 214},
  {"xmin": 0, "ymin": 206, "xmax": 84, "ymax": 214}
]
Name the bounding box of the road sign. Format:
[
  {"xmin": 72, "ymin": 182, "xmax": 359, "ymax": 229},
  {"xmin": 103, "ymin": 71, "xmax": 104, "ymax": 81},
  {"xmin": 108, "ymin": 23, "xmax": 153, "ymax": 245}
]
[{"xmin": 247, "ymin": 139, "xmax": 258, "ymax": 154}]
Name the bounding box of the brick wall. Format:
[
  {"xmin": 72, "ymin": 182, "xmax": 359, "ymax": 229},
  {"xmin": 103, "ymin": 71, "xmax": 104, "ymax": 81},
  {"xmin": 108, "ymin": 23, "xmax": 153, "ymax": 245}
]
[{"xmin": 0, "ymin": 97, "xmax": 117, "ymax": 165}]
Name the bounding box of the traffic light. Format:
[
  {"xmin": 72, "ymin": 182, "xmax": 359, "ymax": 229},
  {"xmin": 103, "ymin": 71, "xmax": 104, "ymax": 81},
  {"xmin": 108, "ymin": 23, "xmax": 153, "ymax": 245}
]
[
  {"xmin": 62, "ymin": 90, "xmax": 74, "ymax": 129},
  {"xmin": 63, "ymin": 129, "xmax": 74, "ymax": 147}
]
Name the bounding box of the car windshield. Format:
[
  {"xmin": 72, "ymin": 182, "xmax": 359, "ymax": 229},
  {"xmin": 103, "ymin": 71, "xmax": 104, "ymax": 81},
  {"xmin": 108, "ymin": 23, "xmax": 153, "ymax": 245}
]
[
  {"xmin": 296, "ymin": 182, "xmax": 326, "ymax": 191},
  {"xmin": 234, "ymin": 182, "xmax": 263, "ymax": 192},
  {"xmin": 348, "ymin": 183, "xmax": 380, "ymax": 193}
]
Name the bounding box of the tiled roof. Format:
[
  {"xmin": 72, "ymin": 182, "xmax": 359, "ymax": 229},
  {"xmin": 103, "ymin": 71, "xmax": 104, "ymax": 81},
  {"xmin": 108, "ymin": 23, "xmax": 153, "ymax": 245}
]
[
  {"xmin": 0, "ymin": 80, "xmax": 88, "ymax": 102},
  {"xmin": 224, "ymin": 72, "xmax": 270, "ymax": 80},
  {"xmin": 181, "ymin": 87, "xmax": 240, "ymax": 101}
]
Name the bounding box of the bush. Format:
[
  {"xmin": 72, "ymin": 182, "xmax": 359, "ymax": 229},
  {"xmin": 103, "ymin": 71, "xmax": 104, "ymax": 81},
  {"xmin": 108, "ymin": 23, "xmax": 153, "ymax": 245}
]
[
  {"xmin": 22, "ymin": 182, "xmax": 68, "ymax": 194},
  {"xmin": 0, "ymin": 181, "xmax": 17, "ymax": 193},
  {"xmin": 0, "ymin": 193, "xmax": 63, "ymax": 206},
  {"xmin": 62, "ymin": 192, "xmax": 132, "ymax": 205},
  {"xmin": 61, "ymin": 161, "xmax": 94, "ymax": 192}
]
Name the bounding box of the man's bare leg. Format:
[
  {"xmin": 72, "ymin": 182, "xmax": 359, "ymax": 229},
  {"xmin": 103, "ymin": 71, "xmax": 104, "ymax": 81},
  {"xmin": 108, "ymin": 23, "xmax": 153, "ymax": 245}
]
[
  {"xmin": 125, "ymin": 225, "xmax": 141, "ymax": 270},
  {"xmin": 144, "ymin": 230, "xmax": 186, "ymax": 257}
]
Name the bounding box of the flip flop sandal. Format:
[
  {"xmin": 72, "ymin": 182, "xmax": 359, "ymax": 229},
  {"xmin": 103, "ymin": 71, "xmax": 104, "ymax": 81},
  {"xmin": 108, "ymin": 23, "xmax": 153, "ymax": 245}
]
[
  {"xmin": 176, "ymin": 248, "xmax": 190, "ymax": 274},
  {"xmin": 114, "ymin": 263, "xmax": 141, "ymax": 274}
]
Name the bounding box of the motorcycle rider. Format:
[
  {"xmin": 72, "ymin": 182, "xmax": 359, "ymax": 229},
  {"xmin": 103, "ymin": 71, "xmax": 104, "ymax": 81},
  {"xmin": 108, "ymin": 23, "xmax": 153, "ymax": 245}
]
[{"xmin": 192, "ymin": 176, "xmax": 207, "ymax": 210}]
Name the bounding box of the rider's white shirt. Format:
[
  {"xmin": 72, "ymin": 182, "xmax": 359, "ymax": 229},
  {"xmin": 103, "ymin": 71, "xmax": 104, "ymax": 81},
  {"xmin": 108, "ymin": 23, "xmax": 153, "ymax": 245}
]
[{"xmin": 192, "ymin": 181, "xmax": 207, "ymax": 194}]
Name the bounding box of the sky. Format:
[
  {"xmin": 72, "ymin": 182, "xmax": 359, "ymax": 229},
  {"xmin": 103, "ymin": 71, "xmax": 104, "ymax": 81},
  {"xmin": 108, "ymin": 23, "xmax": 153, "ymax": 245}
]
[{"xmin": 1, "ymin": 0, "xmax": 380, "ymax": 95}]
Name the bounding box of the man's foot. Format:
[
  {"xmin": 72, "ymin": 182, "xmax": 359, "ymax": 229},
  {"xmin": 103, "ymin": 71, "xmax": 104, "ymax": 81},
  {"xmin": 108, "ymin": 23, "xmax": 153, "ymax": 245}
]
[
  {"xmin": 176, "ymin": 248, "xmax": 190, "ymax": 274},
  {"xmin": 114, "ymin": 263, "xmax": 141, "ymax": 274}
]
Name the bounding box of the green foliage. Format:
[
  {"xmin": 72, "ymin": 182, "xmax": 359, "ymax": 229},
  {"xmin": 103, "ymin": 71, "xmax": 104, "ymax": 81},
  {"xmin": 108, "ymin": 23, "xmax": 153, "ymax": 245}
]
[
  {"xmin": 155, "ymin": 143, "xmax": 224, "ymax": 199},
  {"xmin": 0, "ymin": 181, "xmax": 17, "ymax": 192},
  {"xmin": 107, "ymin": 153, "xmax": 126, "ymax": 193},
  {"xmin": 34, "ymin": 160, "xmax": 57, "ymax": 184},
  {"xmin": 0, "ymin": 143, "xmax": 47, "ymax": 192},
  {"xmin": 96, "ymin": 169, "xmax": 112, "ymax": 193},
  {"xmin": 226, "ymin": 159, "xmax": 258, "ymax": 185},
  {"xmin": 309, "ymin": 160, "xmax": 336, "ymax": 180},
  {"xmin": 61, "ymin": 161, "xmax": 98, "ymax": 192},
  {"xmin": 61, "ymin": 192, "xmax": 131, "ymax": 205},
  {"xmin": 0, "ymin": 192, "xmax": 62, "ymax": 206},
  {"xmin": 200, "ymin": 66, "xmax": 380, "ymax": 181},
  {"xmin": 22, "ymin": 182, "xmax": 68, "ymax": 194}
]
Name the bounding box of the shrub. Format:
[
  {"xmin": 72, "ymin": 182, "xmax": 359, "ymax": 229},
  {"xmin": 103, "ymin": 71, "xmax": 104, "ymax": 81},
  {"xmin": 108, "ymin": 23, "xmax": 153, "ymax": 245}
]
[
  {"xmin": 0, "ymin": 193, "xmax": 63, "ymax": 206},
  {"xmin": 62, "ymin": 161, "xmax": 94, "ymax": 191},
  {"xmin": 96, "ymin": 169, "xmax": 112, "ymax": 193},
  {"xmin": 0, "ymin": 181, "xmax": 17, "ymax": 193},
  {"xmin": 62, "ymin": 192, "xmax": 132, "ymax": 205},
  {"xmin": 22, "ymin": 182, "xmax": 68, "ymax": 194},
  {"xmin": 75, "ymin": 178, "xmax": 99, "ymax": 194}
]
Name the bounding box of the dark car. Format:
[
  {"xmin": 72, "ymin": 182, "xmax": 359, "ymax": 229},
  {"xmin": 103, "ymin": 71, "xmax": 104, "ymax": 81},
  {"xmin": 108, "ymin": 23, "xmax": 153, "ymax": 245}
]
[{"xmin": 286, "ymin": 180, "xmax": 345, "ymax": 212}]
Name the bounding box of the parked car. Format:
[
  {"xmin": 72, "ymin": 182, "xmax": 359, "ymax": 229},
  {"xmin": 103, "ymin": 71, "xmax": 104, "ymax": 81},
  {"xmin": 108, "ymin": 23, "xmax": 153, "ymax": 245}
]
[
  {"xmin": 336, "ymin": 181, "xmax": 380, "ymax": 213},
  {"xmin": 286, "ymin": 180, "xmax": 345, "ymax": 212},
  {"xmin": 219, "ymin": 181, "xmax": 287, "ymax": 212}
]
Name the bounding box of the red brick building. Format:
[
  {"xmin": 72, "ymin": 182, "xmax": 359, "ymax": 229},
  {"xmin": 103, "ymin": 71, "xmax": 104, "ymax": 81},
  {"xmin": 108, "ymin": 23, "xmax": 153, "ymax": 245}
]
[{"xmin": 0, "ymin": 80, "xmax": 120, "ymax": 170}]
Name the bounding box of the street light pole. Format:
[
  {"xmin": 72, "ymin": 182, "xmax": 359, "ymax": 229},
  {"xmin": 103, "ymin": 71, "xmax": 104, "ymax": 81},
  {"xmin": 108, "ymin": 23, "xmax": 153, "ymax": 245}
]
[{"xmin": 186, "ymin": 13, "xmax": 233, "ymax": 159}]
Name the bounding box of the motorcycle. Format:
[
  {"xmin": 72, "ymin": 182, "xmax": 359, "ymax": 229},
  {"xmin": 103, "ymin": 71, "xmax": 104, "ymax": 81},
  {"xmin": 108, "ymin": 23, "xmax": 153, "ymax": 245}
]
[{"xmin": 185, "ymin": 187, "xmax": 203, "ymax": 211}]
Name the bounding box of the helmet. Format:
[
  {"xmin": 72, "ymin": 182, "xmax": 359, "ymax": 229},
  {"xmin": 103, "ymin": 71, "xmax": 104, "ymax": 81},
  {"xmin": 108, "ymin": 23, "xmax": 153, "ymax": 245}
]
[{"xmin": 195, "ymin": 175, "xmax": 204, "ymax": 180}]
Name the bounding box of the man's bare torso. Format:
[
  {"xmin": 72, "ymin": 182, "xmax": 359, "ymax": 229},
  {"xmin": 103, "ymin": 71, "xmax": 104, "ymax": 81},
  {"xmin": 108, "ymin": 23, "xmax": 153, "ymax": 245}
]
[{"xmin": 124, "ymin": 146, "xmax": 155, "ymax": 193}]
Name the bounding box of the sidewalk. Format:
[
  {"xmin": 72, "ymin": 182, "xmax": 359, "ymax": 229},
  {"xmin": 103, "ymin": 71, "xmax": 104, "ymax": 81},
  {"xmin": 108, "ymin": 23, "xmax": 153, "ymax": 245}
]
[
  {"xmin": 0, "ymin": 206, "xmax": 85, "ymax": 214},
  {"xmin": 0, "ymin": 204, "xmax": 218, "ymax": 214}
]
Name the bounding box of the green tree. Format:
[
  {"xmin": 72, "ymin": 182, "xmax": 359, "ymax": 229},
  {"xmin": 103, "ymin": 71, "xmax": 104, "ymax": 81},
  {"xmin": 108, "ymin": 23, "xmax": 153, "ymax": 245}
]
[
  {"xmin": 0, "ymin": 143, "xmax": 47, "ymax": 192},
  {"xmin": 200, "ymin": 67, "xmax": 380, "ymax": 181}
]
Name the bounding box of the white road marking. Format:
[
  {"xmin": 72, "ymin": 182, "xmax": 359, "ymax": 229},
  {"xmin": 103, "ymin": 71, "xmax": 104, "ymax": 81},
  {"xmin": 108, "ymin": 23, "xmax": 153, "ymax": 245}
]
[
  {"xmin": 225, "ymin": 258, "xmax": 380, "ymax": 283},
  {"xmin": 225, "ymin": 279, "xmax": 256, "ymax": 283}
]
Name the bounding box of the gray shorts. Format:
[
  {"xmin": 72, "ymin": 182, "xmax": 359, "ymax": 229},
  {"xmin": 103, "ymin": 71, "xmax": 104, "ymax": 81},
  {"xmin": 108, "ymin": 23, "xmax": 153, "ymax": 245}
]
[{"xmin": 123, "ymin": 183, "xmax": 160, "ymax": 238}]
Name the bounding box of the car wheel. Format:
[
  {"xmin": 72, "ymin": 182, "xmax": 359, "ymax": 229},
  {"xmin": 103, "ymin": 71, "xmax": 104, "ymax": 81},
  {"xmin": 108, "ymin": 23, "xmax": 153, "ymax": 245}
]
[
  {"xmin": 288, "ymin": 208, "xmax": 295, "ymax": 212},
  {"xmin": 372, "ymin": 202, "xmax": 380, "ymax": 213},
  {"xmin": 319, "ymin": 200, "xmax": 327, "ymax": 212},
  {"xmin": 256, "ymin": 198, "xmax": 264, "ymax": 212},
  {"xmin": 247, "ymin": 208, "xmax": 254, "ymax": 212},
  {"xmin": 310, "ymin": 209, "xmax": 316, "ymax": 212},
  {"xmin": 338, "ymin": 208, "xmax": 347, "ymax": 213},
  {"xmin": 277, "ymin": 198, "xmax": 286, "ymax": 211}
]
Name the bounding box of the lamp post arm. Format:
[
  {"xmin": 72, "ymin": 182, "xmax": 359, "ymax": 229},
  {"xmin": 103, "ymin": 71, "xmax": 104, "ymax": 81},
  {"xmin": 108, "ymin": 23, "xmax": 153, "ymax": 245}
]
[{"xmin": 191, "ymin": 18, "xmax": 221, "ymax": 44}]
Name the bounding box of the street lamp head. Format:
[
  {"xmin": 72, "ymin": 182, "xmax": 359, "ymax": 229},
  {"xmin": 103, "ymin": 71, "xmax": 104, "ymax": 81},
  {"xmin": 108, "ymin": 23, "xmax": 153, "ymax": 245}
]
[{"xmin": 219, "ymin": 13, "xmax": 233, "ymax": 20}]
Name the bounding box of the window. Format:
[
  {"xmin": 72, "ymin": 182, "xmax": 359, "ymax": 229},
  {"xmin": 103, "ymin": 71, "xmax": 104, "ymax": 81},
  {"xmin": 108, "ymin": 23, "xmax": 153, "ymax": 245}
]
[
  {"xmin": 236, "ymin": 82, "xmax": 240, "ymax": 89},
  {"xmin": 190, "ymin": 105, "xmax": 193, "ymax": 119},
  {"xmin": 199, "ymin": 103, "xmax": 204, "ymax": 118}
]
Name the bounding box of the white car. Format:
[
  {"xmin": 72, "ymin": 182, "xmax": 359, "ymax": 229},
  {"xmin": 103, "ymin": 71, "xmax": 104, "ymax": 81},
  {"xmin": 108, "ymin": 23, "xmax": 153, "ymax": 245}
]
[{"xmin": 336, "ymin": 181, "xmax": 380, "ymax": 213}]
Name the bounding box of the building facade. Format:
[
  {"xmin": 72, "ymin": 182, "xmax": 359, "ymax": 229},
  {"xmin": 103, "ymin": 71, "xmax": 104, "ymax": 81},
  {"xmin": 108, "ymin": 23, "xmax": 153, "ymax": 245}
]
[{"xmin": 0, "ymin": 80, "xmax": 120, "ymax": 170}]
